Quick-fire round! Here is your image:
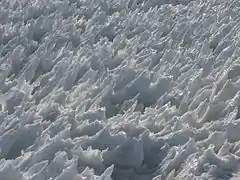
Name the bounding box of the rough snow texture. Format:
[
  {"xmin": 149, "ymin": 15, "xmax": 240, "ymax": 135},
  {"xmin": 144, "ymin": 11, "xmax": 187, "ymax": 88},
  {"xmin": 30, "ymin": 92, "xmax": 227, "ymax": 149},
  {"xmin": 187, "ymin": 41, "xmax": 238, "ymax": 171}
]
[{"xmin": 1, "ymin": 0, "xmax": 240, "ymax": 179}]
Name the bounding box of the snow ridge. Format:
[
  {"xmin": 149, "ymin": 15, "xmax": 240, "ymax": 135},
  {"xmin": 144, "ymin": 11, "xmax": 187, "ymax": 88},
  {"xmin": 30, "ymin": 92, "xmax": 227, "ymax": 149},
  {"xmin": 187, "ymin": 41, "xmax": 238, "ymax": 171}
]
[{"xmin": 0, "ymin": 0, "xmax": 240, "ymax": 179}]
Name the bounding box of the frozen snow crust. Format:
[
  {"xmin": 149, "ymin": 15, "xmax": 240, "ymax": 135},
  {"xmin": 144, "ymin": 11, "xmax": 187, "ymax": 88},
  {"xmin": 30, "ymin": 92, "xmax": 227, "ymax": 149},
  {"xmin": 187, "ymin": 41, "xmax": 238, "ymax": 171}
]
[{"xmin": 1, "ymin": 0, "xmax": 240, "ymax": 179}]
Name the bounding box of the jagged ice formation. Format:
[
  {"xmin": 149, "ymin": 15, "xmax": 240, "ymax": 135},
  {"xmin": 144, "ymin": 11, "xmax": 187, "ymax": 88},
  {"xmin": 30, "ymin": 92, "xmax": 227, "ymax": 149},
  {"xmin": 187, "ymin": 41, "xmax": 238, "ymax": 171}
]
[{"xmin": 0, "ymin": 0, "xmax": 240, "ymax": 179}]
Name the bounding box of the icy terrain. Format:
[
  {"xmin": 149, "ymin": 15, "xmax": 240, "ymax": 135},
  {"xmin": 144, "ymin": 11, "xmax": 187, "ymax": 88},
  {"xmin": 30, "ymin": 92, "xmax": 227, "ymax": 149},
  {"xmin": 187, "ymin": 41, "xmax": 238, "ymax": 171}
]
[{"xmin": 1, "ymin": 0, "xmax": 240, "ymax": 179}]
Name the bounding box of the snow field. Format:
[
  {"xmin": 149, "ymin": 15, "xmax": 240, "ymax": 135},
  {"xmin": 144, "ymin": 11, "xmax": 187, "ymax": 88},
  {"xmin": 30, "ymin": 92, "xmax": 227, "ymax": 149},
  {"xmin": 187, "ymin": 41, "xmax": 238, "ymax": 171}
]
[{"xmin": 0, "ymin": 0, "xmax": 240, "ymax": 179}]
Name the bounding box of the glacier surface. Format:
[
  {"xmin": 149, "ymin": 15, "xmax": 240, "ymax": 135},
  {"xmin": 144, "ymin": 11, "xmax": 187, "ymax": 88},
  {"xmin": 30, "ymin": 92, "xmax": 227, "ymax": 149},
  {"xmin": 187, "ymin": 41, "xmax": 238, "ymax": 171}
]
[{"xmin": 1, "ymin": 0, "xmax": 240, "ymax": 179}]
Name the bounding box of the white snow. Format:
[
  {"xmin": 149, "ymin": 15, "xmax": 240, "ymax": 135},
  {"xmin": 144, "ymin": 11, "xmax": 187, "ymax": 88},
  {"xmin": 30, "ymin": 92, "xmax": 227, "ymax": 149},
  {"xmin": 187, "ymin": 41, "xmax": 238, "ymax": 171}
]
[{"xmin": 0, "ymin": 0, "xmax": 240, "ymax": 179}]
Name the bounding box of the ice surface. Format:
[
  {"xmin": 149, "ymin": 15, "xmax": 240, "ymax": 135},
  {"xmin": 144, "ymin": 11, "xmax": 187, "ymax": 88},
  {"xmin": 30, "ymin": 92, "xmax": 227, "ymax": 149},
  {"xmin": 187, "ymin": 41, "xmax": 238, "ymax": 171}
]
[{"xmin": 1, "ymin": 0, "xmax": 240, "ymax": 179}]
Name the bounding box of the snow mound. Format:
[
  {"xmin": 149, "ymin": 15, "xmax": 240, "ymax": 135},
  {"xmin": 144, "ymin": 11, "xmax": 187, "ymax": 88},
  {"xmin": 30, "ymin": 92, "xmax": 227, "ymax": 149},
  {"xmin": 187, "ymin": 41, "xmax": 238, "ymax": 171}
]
[{"xmin": 1, "ymin": 0, "xmax": 240, "ymax": 179}]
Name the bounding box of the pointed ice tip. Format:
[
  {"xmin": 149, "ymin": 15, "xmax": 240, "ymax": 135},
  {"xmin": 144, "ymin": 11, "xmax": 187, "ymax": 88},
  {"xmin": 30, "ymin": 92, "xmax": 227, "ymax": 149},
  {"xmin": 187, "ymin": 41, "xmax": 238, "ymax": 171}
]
[
  {"xmin": 101, "ymin": 165, "xmax": 114, "ymax": 180},
  {"xmin": 153, "ymin": 174, "xmax": 162, "ymax": 180}
]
